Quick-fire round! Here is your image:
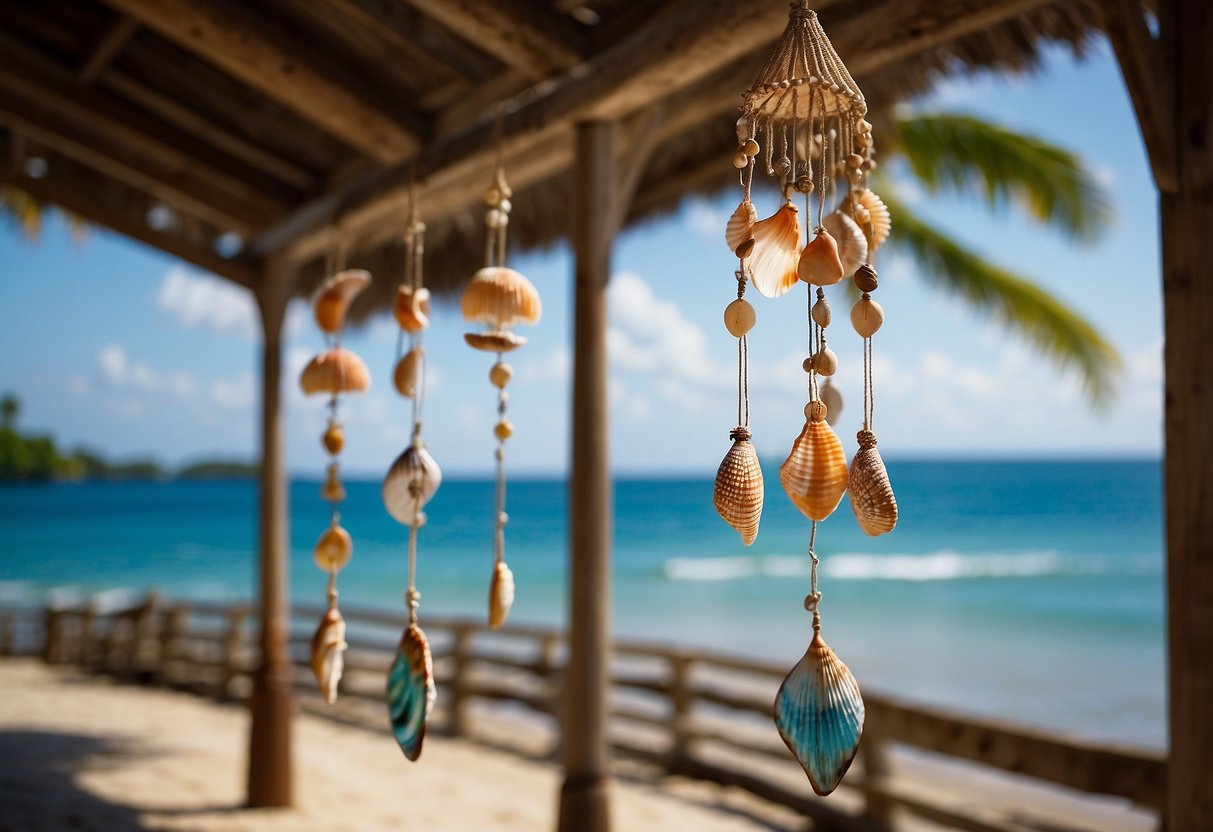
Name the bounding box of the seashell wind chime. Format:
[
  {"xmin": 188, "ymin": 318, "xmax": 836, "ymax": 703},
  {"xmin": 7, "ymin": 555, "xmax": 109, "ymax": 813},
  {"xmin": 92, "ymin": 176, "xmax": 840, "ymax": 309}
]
[
  {"xmin": 382, "ymin": 191, "xmax": 440, "ymax": 761},
  {"xmin": 300, "ymin": 250, "xmax": 372, "ymax": 705},
  {"xmin": 713, "ymin": 1, "xmax": 898, "ymax": 796},
  {"xmin": 459, "ymin": 137, "xmax": 541, "ymax": 630}
]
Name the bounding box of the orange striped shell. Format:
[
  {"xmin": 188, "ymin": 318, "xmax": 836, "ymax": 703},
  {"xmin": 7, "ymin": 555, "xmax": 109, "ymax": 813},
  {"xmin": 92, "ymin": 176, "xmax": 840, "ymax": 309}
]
[
  {"xmin": 713, "ymin": 428, "xmax": 764, "ymax": 546},
  {"xmin": 460, "ymin": 267, "xmax": 542, "ymax": 328},
  {"xmin": 748, "ymin": 204, "xmax": 801, "ymax": 298},
  {"xmin": 779, "ymin": 412, "xmax": 849, "ymax": 522},
  {"xmin": 313, "ymin": 269, "xmax": 371, "ymax": 334},
  {"xmin": 849, "ymin": 430, "xmax": 897, "ymax": 536},
  {"xmin": 299, "ymin": 348, "xmax": 371, "ymax": 395}
]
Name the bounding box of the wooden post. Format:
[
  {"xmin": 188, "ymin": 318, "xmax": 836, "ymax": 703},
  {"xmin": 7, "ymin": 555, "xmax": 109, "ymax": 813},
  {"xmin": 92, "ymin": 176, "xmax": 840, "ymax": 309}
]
[
  {"xmin": 221, "ymin": 607, "xmax": 247, "ymax": 698},
  {"xmin": 447, "ymin": 623, "xmax": 474, "ymax": 737},
  {"xmin": 667, "ymin": 654, "xmax": 696, "ymax": 770},
  {"xmin": 246, "ymin": 256, "xmax": 294, "ymax": 808},
  {"xmin": 558, "ymin": 120, "xmax": 615, "ymax": 832}
]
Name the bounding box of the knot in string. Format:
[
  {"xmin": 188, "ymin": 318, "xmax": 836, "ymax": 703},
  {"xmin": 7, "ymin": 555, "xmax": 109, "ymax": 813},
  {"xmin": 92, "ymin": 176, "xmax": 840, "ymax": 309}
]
[
  {"xmin": 729, "ymin": 426, "xmax": 752, "ymax": 442},
  {"xmin": 856, "ymin": 429, "xmax": 877, "ymax": 449}
]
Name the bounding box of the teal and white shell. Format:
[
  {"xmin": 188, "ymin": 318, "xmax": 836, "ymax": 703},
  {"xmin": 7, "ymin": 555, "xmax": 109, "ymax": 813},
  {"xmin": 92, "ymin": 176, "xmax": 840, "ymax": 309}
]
[{"xmin": 387, "ymin": 624, "xmax": 436, "ymax": 761}]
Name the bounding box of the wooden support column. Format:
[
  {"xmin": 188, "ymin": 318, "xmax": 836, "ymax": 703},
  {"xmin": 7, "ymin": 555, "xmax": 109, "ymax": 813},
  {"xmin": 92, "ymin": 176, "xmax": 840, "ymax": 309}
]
[{"xmin": 246, "ymin": 257, "xmax": 293, "ymax": 808}]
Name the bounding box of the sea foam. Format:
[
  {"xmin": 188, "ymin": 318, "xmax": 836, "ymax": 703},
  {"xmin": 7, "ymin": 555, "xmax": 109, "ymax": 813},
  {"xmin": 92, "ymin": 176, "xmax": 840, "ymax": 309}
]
[{"xmin": 664, "ymin": 550, "xmax": 1084, "ymax": 582}]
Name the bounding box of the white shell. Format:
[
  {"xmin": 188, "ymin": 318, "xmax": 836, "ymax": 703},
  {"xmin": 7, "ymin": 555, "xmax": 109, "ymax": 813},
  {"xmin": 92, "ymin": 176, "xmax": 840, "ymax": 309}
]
[
  {"xmin": 748, "ymin": 205, "xmax": 802, "ymax": 298},
  {"xmin": 726, "ymin": 200, "xmax": 758, "ymax": 252},
  {"xmin": 823, "ymin": 210, "xmax": 868, "ymax": 277},
  {"xmin": 382, "ymin": 443, "xmax": 442, "ymax": 525},
  {"xmin": 488, "ymin": 561, "xmax": 515, "ymax": 629},
  {"xmin": 310, "ymin": 608, "xmax": 347, "ymax": 706}
]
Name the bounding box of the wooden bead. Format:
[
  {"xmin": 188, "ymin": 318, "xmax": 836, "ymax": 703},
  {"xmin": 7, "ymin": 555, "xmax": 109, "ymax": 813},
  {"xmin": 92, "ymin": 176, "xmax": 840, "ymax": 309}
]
[
  {"xmin": 484, "ymin": 186, "xmax": 502, "ymax": 205},
  {"xmin": 852, "ymin": 296, "xmax": 885, "ymax": 337},
  {"xmin": 732, "ymin": 150, "xmax": 749, "ymax": 169},
  {"xmin": 490, "ymin": 361, "xmax": 513, "ymax": 388},
  {"xmin": 845, "ymin": 153, "xmax": 863, "ymax": 170},
  {"xmin": 734, "ymin": 238, "xmax": 755, "ymax": 259},
  {"xmin": 322, "ymin": 424, "xmax": 344, "ymax": 455},
  {"xmin": 811, "ymin": 297, "xmax": 832, "ymax": 328},
  {"xmin": 742, "ymin": 139, "xmax": 760, "ymax": 157},
  {"xmin": 724, "ymin": 298, "xmax": 756, "ymax": 337},
  {"xmin": 811, "ymin": 347, "xmax": 838, "ymax": 376},
  {"xmin": 805, "ymin": 400, "xmax": 827, "ymax": 423},
  {"xmin": 854, "ymin": 264, "xmax": 878, "ymax": 293},
  {"xmin": 498, "ymin": 198, "xmax": 512, "ymax": 214},
  {"xmin": 494, "ymin": 420, "xmax": 514, "ymax": 441}
]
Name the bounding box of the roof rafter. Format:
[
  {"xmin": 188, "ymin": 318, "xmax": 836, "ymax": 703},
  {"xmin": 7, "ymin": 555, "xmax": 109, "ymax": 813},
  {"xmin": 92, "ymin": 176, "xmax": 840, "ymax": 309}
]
[{"xmin": 78, "ymin": 14, "xmax": 139, "ymax": 84}]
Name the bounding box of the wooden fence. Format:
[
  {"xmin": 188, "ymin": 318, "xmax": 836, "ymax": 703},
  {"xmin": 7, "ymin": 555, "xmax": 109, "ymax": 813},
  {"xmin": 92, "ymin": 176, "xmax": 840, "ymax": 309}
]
[{"xmin": 1, "ymin": 594, "xmax": 1165, "ymax": 832}]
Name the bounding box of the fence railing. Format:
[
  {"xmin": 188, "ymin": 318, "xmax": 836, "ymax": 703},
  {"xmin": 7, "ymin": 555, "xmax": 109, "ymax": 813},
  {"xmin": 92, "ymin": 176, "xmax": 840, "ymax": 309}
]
[{"xmin": 1, "ymin": 594, "xmax": 1165, "ymax": 832}]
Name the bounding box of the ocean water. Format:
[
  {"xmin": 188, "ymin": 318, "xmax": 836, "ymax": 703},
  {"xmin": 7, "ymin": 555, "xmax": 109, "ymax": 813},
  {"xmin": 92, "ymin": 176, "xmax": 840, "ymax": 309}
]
[{"xmin": 0, "ymin": 460, "xmax": 1165, "ymax": 749}]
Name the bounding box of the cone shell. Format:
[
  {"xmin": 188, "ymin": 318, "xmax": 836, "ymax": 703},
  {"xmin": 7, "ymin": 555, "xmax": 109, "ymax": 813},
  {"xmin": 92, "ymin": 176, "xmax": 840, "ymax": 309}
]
[
  {"xmin": 798, "ymin": 228, "xmax": 844, "ymax": 286},
  {"xmin": 310, "ymin": 608, "xmax": 347, "ymax": 705},
  {"xmin": 726, "ymin": 200, "xmax": 757, "ymax": 252},
  {"xmin": 465, "ymin": 330, "xmax": 526, "ymax": 353},
  {"xmin": 313, "ymin": 269, "xmax": 371, "ymax": 334},
  {"xmin": 779, "ymin": 416, "xmax": 849, "ymax": 522},
  {"xmin": 300, "ymin": 348, "xmax": 371, "ymax": 395},
  {"xmin": 488, "ymin": 561, "xmax": 515, "ymax": 630},
  {"xmin": 460, "ymin": 267, "xmax": 542, "ymax": 328},
  {"xmin": 393, "ymin": 347, "xmax": 424, "ymax": 398},
  {"xmin": 854, "ymin": 189, "xmax": 891, "ymax": 251},
  {"xmin": 748, "ymin": 204, "xmax": 801, "ymax": 298},
  {"xmin": 822, "ymin": 211, "xmax": 868, "ymax": 278},
  {"xmin": 849, "ymin": 431, "xmax": 897, "ymax": 536},
  {"xmin": 774, "ymin": 632, "xmax": 865, "ymax": 796},
  {"xmin": 713, "ymin": 430, "xmax": 763, "ymax": 546},
  {"xmin": 387, "ymin": 623, "xmax": 435, "ymax": 761},
  {"xmin": 382, "ymin": 443, "xmax": 442, "ymax": 526},
  {"xmin": 393, "ymin": 285, "xmax": 431, "ymax": 333}
]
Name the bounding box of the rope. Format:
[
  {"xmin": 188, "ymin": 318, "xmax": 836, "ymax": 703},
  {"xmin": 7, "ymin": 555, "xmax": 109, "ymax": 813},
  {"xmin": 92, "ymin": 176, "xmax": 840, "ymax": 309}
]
[{"xmin": 493, "ymin": 354, "xmax": 509, "ymax": 568}]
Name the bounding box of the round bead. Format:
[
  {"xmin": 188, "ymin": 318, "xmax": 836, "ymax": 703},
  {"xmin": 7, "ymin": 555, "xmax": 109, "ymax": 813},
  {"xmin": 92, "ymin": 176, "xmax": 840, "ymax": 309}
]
[
  {"xmin": 498, "ymin": 198, "xmax": 512, "ymax": 214},
  {"xmin": 805, "ymin": 400, "xmax": 827, "ymax": 423},
  {"xmin": 732, "ymin": 150, "xmax": 749, "ymax": 169},
  {"xmin": 852, "ymin": 296, "xmax": 885, "ymax": 337},
  {"xmin": 795, "ymin": 175, "xmax": 814, "ymax": 193},
  {"xmin": 811, "ymin": 347, "xmax": 838, "ymax": 376},
  {"xmin": 490, "ymin": 361, "xmax": 513, "ymax": 388},
  {"xmin": 486, "ymin": 208, "xmax": 507, "ymax": 229},
  {"xmin": 862, "ymin": 159, "xmax": 877, "ymax": 172},
  {"xmin": 724, "ymin": 298, "xmax": 756, "ymax": 337},
  {"xmin": 734, "ymin": 238, "xmax": 755, "ymax": 260},
  {"xmin": 846, "ymin": 153, "xmax": 863, "ymax": 170},
  {"xmin": 742, "ymin": 139, "xmax": 760, "ymax": 157},
  {"xmin": 313, "ymin": 524, "xmax": 352, "ymax": 571},
  {"xmin": 811, "ymin": 297, "xmax": 832, "ymax": 328},
  {"xmin": 801, "ymin": 356, "xmax": 814, "ymax": 374},
  {"xmin": 854, "ymin": 264, "xmax": 878, "ymax": 293},
  {"xmin": 774, "ymin": 157, "xmax": 792, "ymax": 177},
  {"xmin": 484, "ymin": 186, "xmax": 502, "ymax": 205},
  {"xmin": 322, "ymin": 424, "xmax": 344, "ymax": 455},
  {"xmin": 494, "ymin": 420, "xmax": 514, "ymax": 441}
]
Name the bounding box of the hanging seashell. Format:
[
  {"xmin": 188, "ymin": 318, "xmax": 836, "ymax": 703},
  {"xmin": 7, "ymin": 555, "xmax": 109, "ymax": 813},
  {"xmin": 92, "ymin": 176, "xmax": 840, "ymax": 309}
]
[
  {"xmin": 713, "ymin": 427, "xmax": 764, "ymax": 546},
  {"xmin": 851, "ymin": 296, "xmax": 884, "ymax": 338},
  {"xmin": 490, "ymin": 361, "xmax": 513, "ymax": 388},
  {"xmin": 852, "ymin": 189, "xmax": 891, "ymax": 251},
  {"xmin": 822, "ymin": 211, "xmax": 868, "ymax": 277},
  {"xmin": 393, "ymin": 286, "xmax": 431, "ymax": 333},
  {"xmin": 300, "ymin": 348, "xmax": 371, "ymax": 395},
  {"xmin": 382, "ymin": 442, "xmax": 442, "ymax": 526},
  {"xmin": 798, "ymin": 228, "xmax": 844, "ymax": 286},
  {"xmin": 393, "ymin": 347, "xmax": 424, "ymax": 398},
  {"xmin": 321, "ymin": 464, "xmax": 346, "ymax": 503},
  {"xmin": 726, "ymin": 200, "xmax": 758, "ymax": 253},
  {"xmin": 849, "ymin": 430, "xmax": 897, "ymax": 536},
  {"xmin": 779, "ymin": 407, "xmax": 848, "ymax": 522},
  {"xmin": 322, "ymin": 424, "xmax": 344, "ymax": 455},
  {"xmin": 488, "ymin": 561, "xmax": 515, "ymax": 629},
  {"xmin": 820, "ymin": 381, "xmax": 843, "ymax": 426},
  {"xmin": 314, "ymin": 523, "xmax": 352, "ymax": 571},
  {"xmin": 313, "ymin": 269, "xmax": 371, "ymax": 334},
  {"xmin": 460, "ymin": 267, "xmax": 542, "ymax": 329},
  {"xmin": 464, "ymin": 330, "xmax": 527, "ymax": 353},
  {"xmin": 748, "ymin": 204, "xmax": 802, "ymax": 298},
  {"xmin": 724, "ymin": 298, "xmax": 756, "ymax": 338},
  {"xmin": 310, "ymin": 608, "xmax": 347, "ymax": 705},
  {"xmin": 774, "ymin": 631, "xmax": 865, "ymax": 796},
  {"xmin": 387, "ymin": 623, "xmax": 436, "ymax": 762}
]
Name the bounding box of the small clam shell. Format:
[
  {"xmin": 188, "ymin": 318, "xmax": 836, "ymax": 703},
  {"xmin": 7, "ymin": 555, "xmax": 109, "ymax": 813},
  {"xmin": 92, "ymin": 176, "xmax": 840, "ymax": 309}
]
[
  {"xmin": 464, "ymin": 330, "xmax": 527, "ymax": 353},
  {"xmin": 393, "ymin": 286, "xmax": 431, "ymax": 333},
  {"xmin": 856, "ymin": 189, "xmax": 891, "ymax": 251},
  {"xmin": 393, "ymin": 347, "xmax": 424, "ymax": 398},
  {"xmin": 460, "ymin": 266, "xmax": 542, "ymax": 328},
  {"xmin": 313, "ymin": 523, "xmax": 352, "ymax": 571},
  {"xmin": 382, "ymin": 443, "xmax": 442, "ymax": 526},
  {"xmin": 748, "ymin": 204, "xmax": 801, "ymax": 298},
  {"xmin": 822, "ymin": 211, "xmax": 868, "ymax": 278},
  {"xmin": 488, "ymin": 561, "xmax": 515, "ymax": 629},
  {"xmin": 713, "ymin": 429, "xmax": 763, "ymax": 546},
  {"xmin": 387, "ymin": 623, "xmax": 435, "ymax": 761},
  {"xmin": 310, "ymin": 608, "xmax": 347, "ymax": 705},
  {"xmin": 779, "ymin": 415, "xmax": 848, "ymax": 522},
  {"xmin": 321, "ymin": 464, "xmax": 346, "ymax": 503},
  {"xmin": 299, "ymin": 348, "xmax": 371, "ymax": 396},
  {"xmin": 774, "ymin": 631, "xmax": 865, "ymax": 796},
  {"xmin": 726, "ymin": 200, "xmax": 757, "ymax": 253},
  {"xmin": 313, "ymin": 269, "xmax": 371, "ymax": 334},
  {"xmin": 849, "ymin": 431, "xmax": 897, "ymax": 536},
  {"xmin": 798, "ymin": 228, "xmax": 844, "ymax": 286}
]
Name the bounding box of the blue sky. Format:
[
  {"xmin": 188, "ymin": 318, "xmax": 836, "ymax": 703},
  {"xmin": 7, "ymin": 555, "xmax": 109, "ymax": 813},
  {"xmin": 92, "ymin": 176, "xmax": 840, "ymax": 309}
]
[{"xmin": 0, "ymin": 39, "xmax": 1162, "ymax": 476}]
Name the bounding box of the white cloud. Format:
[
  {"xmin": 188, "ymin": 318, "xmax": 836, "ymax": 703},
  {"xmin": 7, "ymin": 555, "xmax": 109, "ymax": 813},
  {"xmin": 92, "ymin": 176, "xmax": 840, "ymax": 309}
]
[
  {"xmin": 156, "ymin": 266, "xmax": 256, "ymax": 339},
  {"xmin": 685, "ymin": 199, "xmax": 725, "ymax": 239},
  {"xmin": 210, "ymin": 374, "xmax": 255, "ymax": 409},
  {"xmin": 97, "ymin": 344, "xmax": 127, "ymax": 384},
  {"xmin": 520, "ymin": 344, "xmax": 571, "ymax": 385},
  {"xmin": 95, "ymin": 343, "xmax": 196, "ymax": 400}
]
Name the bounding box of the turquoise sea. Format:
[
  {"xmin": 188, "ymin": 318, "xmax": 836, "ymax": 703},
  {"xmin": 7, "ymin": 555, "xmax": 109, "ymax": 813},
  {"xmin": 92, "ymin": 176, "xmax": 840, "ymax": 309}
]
[{"xmin": 0, "ymin": 460, "xmax": 1165, "ymax": 749}]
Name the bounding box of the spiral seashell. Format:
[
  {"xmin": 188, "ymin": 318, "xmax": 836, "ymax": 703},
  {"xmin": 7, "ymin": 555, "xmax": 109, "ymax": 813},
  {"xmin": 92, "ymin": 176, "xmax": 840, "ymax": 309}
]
[
  {"xmin": 779, "ymin": 410, "xmax": 848, "ymax": 522},
  {"xmin": 387, "ymin": 623, "xmax": 435, "ymax": 761},
  {"xmin": 313, "ymin": 523, "xmax": 352, "ymax": 571},
  {"xmin": 822, "ymin": 211, "xmax": 868, "ymax": 277},
  {"xmin": 313, "ymin": 269, "xmax": 371, "ymax": 334},
  {"xmin": 774, "ymin": 631, "xmax": 865, "ymax": 796},
  {"xmin": 310, "ymin": 608, "xmax": 347, "ymax": 705},
  {"xmin": 393, "ymin": 347, "xmax": 424, "ymax": 398},
  {"xmin": 300, "ymin": 348, "xmax": 371, "ymax": 395},
  {"xmin": 464, "ymin": 330, "xmax": 527, "ymax": 353},
  {"xmin": 488, "ymin": 561, "xmax": 515, "ymax": 629},
  {"xmin": 851, "ymin": 189, "xmax": 891, "ymax": 251},
  {"xmin": 393, "ymin": 285, "xmax": 431, "ymax": 333},
  {"xmin": 460, "ymin": 267, "xmax": 542, "ymax": 329},
  {"xmin": 849, "ymin": 430, "xmax": 897, "ymax": 536},
  {"xmin": 713, "ymin": 427, "xmax": 763, "ymax": 546},
  {"xmin": 382, "ymin": 442, "xmax": 442, "ymax": 526},
  {"xmin": 726, "ymin": 200, "xmax": 757, "ymax": 253},
  {"xmin": 798, "ymin": 228, "xmax": 844, "ymax": 286},
  {"xmin": 748, "ymin": 204, "xmax": 801, "ymax": 298}
]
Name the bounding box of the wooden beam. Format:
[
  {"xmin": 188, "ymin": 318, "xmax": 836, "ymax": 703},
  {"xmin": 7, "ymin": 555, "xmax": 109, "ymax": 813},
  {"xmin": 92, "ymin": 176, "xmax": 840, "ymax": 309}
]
[
  {"xmin": 100, "ymin": 0, "xmax": 421, "ymax": 162},
  {"xmin": 78, "ymin": 15, "xmax": 138, "ymax": 84}
]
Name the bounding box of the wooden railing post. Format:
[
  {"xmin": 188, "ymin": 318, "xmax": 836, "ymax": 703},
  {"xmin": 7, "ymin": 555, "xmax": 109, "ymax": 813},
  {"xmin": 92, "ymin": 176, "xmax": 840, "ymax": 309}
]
[
  {"xmin": 667, "ymin": 654, "xmax": 696, "ymax": 770},
  {"xmin": 130, "ymin": 593, "xmax": 162, "ymax": 679},
  {"xmin": 447, "ymin": 623, "xmax": 474, "ymax": 737},
  {"xmin": 0, "ymin": 613, "xmax": 13, "ymax": 657},
  {"xmin": 159, "ymin": 605, "xmax": 190, "ymax": 684},
  {"xmin": 859, "ymin": 727, "xmax": 895, "ymax": 827},
  {"xmin": 221, "ymin": 607, "xmax": 247, "ymax": 698},
  {"xmin": 42, "ymin": 606, "xmax": 61, "ymax": 663}
]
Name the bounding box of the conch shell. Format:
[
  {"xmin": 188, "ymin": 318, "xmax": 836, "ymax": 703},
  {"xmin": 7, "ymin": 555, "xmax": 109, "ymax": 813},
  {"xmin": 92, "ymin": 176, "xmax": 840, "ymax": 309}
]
[
  {"xmin": 310, "ymin": 607, "xmax": 347, "ymax": 705},
  {"xmin": 313, "ymin": 269, "xmax": 371, "ymax": 334},
  {"xmin": 300, "ymin": 348, "xmax": 371, "ymax": 395},
  {"xmin": 774, "ymin": 631, "xmax": 865, "ymax": 796},
  {"xmin": 779, "ymin": 406, "xmax": 848, "ymax": 522},
  {"xmin": 464, "ymin": 331, "xmax": 526, "ymax": 353},
  {"xmin": 713, "ymin": 427, "xmax": 763, "ymax": 546},
  {"xmin": 460, "ymin": 267, "xmax": 542, "ymax": 328},
  {"xmin": 382, "ymin": 442, "xmax": 442, "ymax": 526},
  {"xmin": 849, "ymin": 430, "xmax": 897, "ymax": 536},
  {"xmin": 822, "ymin": 211, "xmax": 868, "ymax": 278},
  {"xmin": 846, "ymin": 189, "xmax": 891, "ymax": 251},
  {"xmin": 393, "ymin": 347, "xmax": 424, "ymax": 398},
  {"xmin": 387, "ymin": 623, "xmax": 435, "ymax": 761},
  {"xmin": 748, "ymin": 204, "xmax": 801, "ymax": 298},
  {"xmin": 393, "ymin": 285, "xmax": 431, "ymax": 333},
  {"xmin": 488, "ymin": 561, "xmax": 515, "ymax": 629},
  {"xmin": 798, "ymin": 227, "xmax": 844, "ymax": 286},
  {"xmin": 726, "ymin": 200, "xmax": 757, "ymax": 252}
]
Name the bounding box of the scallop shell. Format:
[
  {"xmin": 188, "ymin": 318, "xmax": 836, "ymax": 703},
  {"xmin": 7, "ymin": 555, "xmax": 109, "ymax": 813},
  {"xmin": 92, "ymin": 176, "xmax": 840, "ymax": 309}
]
[
  {"xmin": 774, "ymin": 631, "xmax": 865, "ymax": 796},
  {"xmin": 488, "ymin": 561, "xmax": 515, "ymax": 629},
  {"xmin": 313, "ymin": 269, "xmax": 371, "ymax": 334},
  {"xmin": 822, "ymin": 211, "xmax": 868, "ymax": 278},
  {"xmin": 382, "ymin": 443, "xmax": 442, "ymax": 526},
  {"xmin": 855, "ymin": 189, "xmax": 891, "ymax": 251},
  {"xmin": 465, "ymin": 330, "xmax": 527, "ymax": 353},
  {"xmin": 713, "ymin": 428, "xmax": 763, "ymax": 546},
  {"xmin": 299, "ymin": 348, "xmax": 371, "ymax": 395},
  {"xmin": 460, "ymin": 266, "xmax": 542, "ymax": 328},
  {"xmin": 849, "ymin": 430, "xmax": 897, "ymax": 536},
  {"xmin": 820, "ymin": 381, "xmax": 843, "ymax": 427},
  {"xmin": 310, "ymin": 607, "xmax": 347, "ymax": 705},
  {"xmin": 393, "ymin": 347, "xmax": 424, "ymax": 398},
  {"xmin": 779, "ymin": 413, "xmax": 848, "ymax": 522},
  {"xmin": 748, "ymin": 204, "xmax": 801, "ymax": 298},
  {"xmin": 393, "ymin": 285, "xmax": 431, "ymax": 333},
  {"xmin": 798, "ymin": 228, "xmax": 844, "ymax": 286},
  {"xmin": 387, "ymin": 623, "xmax": 435, "ymax": 762},
  {"xmin": 726, "ymin": 200, "xmax": 757, "ymax": 252}
]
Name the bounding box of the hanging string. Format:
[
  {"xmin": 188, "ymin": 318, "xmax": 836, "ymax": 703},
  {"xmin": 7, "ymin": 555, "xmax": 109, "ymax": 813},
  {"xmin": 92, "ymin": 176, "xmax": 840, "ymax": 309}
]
[
  {"xmin": 804, "ymin": 520, "xmax": 821, "ymax": 632},
  {"xmin": 406, "ymin": 488, "xmax": 422, "ymax": 627},
  {"xmin": 493, "ymin": 352, "xmax": 509, "ymax": 568}
]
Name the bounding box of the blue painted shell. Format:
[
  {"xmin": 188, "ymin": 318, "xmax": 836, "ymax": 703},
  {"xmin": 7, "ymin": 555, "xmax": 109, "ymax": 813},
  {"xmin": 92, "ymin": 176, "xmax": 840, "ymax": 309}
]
[
  {"xmin": 774, "ymin": 632, "xmax": 864, "ymax": 796},
  {"xmin": 387, "ymin": 624, "xmax": 435, "ymax": 761}
]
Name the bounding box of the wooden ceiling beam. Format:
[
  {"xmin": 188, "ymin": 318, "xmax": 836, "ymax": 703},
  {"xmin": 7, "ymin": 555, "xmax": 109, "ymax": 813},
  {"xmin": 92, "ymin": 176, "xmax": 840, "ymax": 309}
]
[
  {"xmin": 99, "ymin": 0, "xmax": 422, "ymax": 163},
  {"xmin": 78, "ymin": 15, "xmax": 139, "ymax": 84}
]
